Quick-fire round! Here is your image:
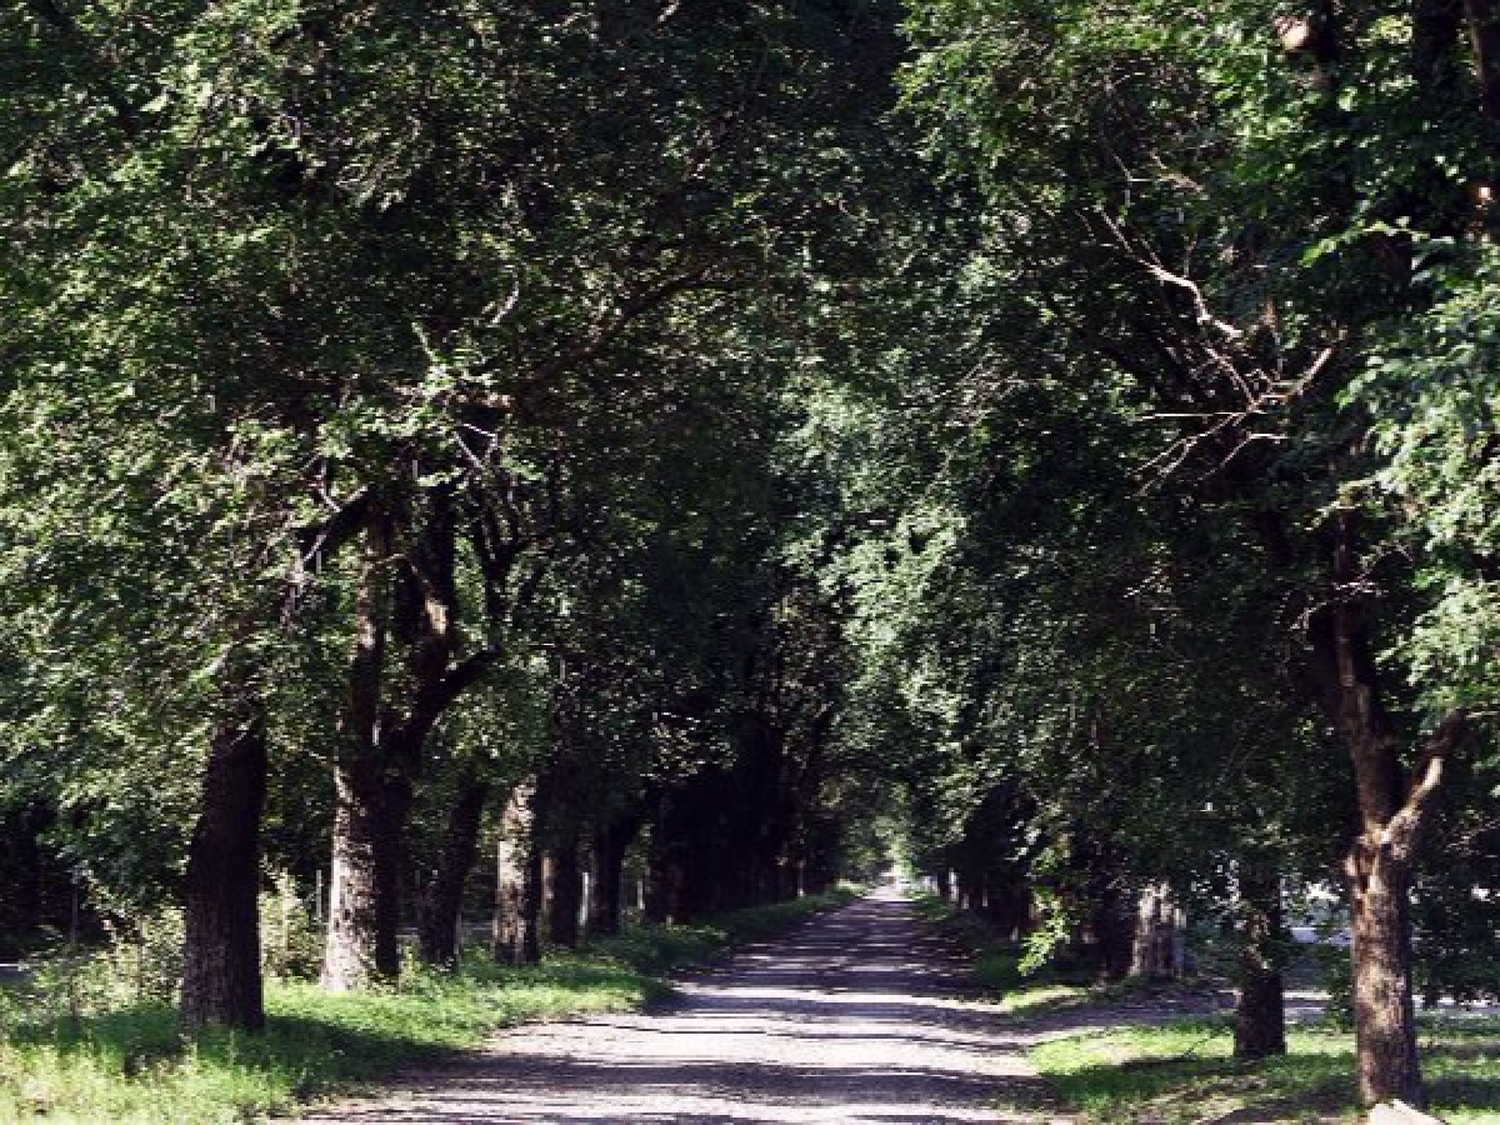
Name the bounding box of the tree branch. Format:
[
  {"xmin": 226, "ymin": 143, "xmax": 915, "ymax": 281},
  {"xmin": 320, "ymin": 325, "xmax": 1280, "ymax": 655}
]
[{"xmin": 1385, "ymin": 709, "xmax": 1470, "ymax": 859}]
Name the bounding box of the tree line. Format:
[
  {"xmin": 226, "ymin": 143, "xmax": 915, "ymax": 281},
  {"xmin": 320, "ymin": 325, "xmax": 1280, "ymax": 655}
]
[{"xmin": 3, "ymin": 0, "xmax": 1500, "ymax": 1112}]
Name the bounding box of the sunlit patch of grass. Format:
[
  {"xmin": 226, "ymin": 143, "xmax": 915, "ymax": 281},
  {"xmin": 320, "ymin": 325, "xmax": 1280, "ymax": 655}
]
[
  {"xmin": 1000, "ymin": 982, "xmax": 1094, "ymax": 1015},
  {"xmin": 582, "ymin": 888, "xmax": 860, "ymax": 979},
  {"xmin": 1032, "ymin": 1014, "xmax": 1500, "ymax": 1123},
  {"xmin": 910, "ymin": 895, "xmax": 1100, "ymax": 1014},
  {"xmin": 0, "ymin": 889, "xmax": 857, "ymax": 1123},
  {"xmin": 0, "ymin": 960, "xmax": 650, "ymax": 1123}
]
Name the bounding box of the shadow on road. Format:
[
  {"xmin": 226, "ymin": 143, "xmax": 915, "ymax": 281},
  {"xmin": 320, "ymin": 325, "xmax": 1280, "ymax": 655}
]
[{"xmin": 305, "ymin": 893, "xmax": 1064, "ymax": 1124}]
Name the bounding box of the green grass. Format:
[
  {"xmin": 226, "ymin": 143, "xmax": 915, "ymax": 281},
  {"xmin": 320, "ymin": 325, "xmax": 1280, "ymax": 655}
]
[
  {"xmin": 1032, "ymin": 1015, "xmax": 1500, "ymax": 1123},
  {"xmin": 0, "ymin": 959, "xmax": 647, "ymax": 1124},
  {"xmin": 964, "ymin": 942, "xmax": 1097, "ymax": 1014},
  {"xmin": 586, "ymin": 888, "xmax": 858, "ymax": 976},
  {"xmin": 0, "ymin": 889, "xmax": 857, "ymax": 1123},
  {"xmin": 917, "ymin": 895, "xmax": 1500, "ymax": 1121},
  {"xmin": 911, "ymin": 893, "xmax": 1103, "ymax": 1015}
]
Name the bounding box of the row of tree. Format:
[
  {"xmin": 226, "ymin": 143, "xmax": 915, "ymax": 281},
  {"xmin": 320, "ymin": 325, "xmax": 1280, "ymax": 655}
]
[
  {"xmin": 3, "ymin": 0, "xmax": 1500, "ymax": 1113},
  {"xmin": 869, "ymin": 0, "xmax": 1500, "ymax": 1109},
  {"xmin": 0, "ymin": 0, "xmax": 902, "ymax": 1027}
]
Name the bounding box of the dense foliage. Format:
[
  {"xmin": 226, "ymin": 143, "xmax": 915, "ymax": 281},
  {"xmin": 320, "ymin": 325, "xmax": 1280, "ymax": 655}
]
[{"xmin": 2, "ymin": 0, "xmax": 1499, "ymax": 1113}]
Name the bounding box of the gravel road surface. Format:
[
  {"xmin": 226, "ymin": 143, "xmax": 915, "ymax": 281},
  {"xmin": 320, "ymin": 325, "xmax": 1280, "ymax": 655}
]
[{"xmin": 301, "ymin": 890, "xmax": 1064, "ymax": 1123}]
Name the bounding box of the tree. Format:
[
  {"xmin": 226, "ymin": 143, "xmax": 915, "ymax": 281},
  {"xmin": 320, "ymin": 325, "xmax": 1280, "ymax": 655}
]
[{"xmin": 901, "ymin": 0, "xmax": 1500, "ymax": 1102}]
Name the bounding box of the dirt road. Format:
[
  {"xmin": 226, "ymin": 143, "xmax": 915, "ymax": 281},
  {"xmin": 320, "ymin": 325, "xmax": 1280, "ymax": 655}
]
[{"xmin": 302, "ymin": 890, "xmax": 1064, "ymax": 1123}]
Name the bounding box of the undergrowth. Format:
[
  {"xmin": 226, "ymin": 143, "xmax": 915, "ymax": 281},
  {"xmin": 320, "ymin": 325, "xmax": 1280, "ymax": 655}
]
[
  {"xmin": 912, "ymin": 893, "xmax": 1099, "ymax": 1014},
  {"xmin": 0, "ymin": 889, "xmax": 856, "ymax": 1123}
]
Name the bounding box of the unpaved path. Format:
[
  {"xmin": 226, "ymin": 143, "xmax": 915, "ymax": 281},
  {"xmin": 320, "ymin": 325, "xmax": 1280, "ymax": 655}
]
[{"xmin": 301, "ymin": 891, "xmax": 1068, "ymax": 1123}]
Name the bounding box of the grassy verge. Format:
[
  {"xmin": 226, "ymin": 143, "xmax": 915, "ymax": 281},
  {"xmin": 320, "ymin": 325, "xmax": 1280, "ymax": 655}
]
[
  {"xmin": 919, "ymin": 895, "xmax": 1500, "ymax": 1120},
  {"xmin": 915, "ymin": 894, "xmax": 1234, "ymax": 1022},
  {"xmin": 0, "ymin": 889, "xmax": 857, "ymax": 1123},
  {"xmin": 1032, "ymin": 1015, "xmax": 1500, "ymax": 1123}
]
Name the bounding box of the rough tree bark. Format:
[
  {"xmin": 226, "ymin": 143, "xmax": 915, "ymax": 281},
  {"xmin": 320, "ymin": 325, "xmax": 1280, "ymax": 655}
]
[
  {"xmin": 323, "ymin": 502, "xmax": 397, "ymax": 991},
  {"xmin": 323, "ymin": 489, "xmax": 501, "ymax": 989},
  {"xmin": 324, "ymin": 759, "xmax": 409, "ymax": 988},
  {"xmin": 1317, "ymin": 512, "xmax": 1469, "ymax": 1107},
  {"xmin": 417, "ymin": 770, "xmax": 491, "ymax": 968},
  {"xmin": 492, "ymin": 781, "xmax": 534, "ymax": 963},
  {"xmin": 1234, "ymin": 856, "xmax": 1287, "ymax": 1061},
  {"xmin": 181, "ymin": 700, "xmax": 268, "ymax": 1030},
  {"xmin": 1248, "ymin": 497, "xmax": 1466, "ymax": 1105},
  {"xmin": 1346, "ymin": 835, "xmax": 1421, "ymax": 1104},
  {"xmin": 184, "ymin": 495, "xmax": 370, "ymax": 1023}
]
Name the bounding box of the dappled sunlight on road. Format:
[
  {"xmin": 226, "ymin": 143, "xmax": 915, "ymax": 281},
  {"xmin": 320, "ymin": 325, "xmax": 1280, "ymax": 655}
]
[{"xmin": 303, "ymin": 891, "xmax": 1067, "ymax": 1123}]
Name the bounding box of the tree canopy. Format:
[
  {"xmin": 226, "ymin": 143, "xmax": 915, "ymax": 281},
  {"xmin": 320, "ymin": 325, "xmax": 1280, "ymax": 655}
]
[{"xmin": 3, "ymin": 0, "xmax": 1499, "ymax": 1112}]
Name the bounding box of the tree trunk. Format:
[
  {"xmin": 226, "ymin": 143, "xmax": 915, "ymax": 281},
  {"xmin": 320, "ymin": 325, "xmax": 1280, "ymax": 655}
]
[
  {"xmin": 322, "ymin": 760, "xmax": 408, "ymax": 989},
  {"xmin": 1328, "ymin": 631, "xmax": 1421, "ymax": 1105},
  {"xmin": 1248, "ymin": 507, "xmax": 1467, "ymax": 1105},
  {"xmin": 1234, "ymin": 857, "xmax": 1287, "ymax": 1061},
  {"xmin": 322, "ymin": 503, "xmax": 396, "ymax": 992},
  {"xmin": 0, "ymin": 808, "xmax": 44, "ymax": 938},
  {"xmin": 519, "ymin": 833, "xmax": 544, "ymax": 963},
  {"xmin": 547, "ymin": 835, "xmax": 583, "ymax": 948},
  {"xmin": 417, "ymin": 772, "xmax": 491, "ymax": 968},
  {"xmin": 1347, "ymin": 836, "xmax": 1422, "ymax": 1104},
  {"xmin": 1405, "ymin": 1, "xmax": 1476, "ymax": 246},
  {"xmin": 644, "ymin": 849, "xmax": 678, "ymax": 925},
  {"xmin": 986, "ymin": 873, "xmax": 1032, "ymax": 943},
  {"xmin": 1312, "ymin": 514, "xmax": 1469, "ymax": 1107},
  {"xmin": 181, "ymin": 708, "xmax": 268, "ymax": 1031},
  {"xmin": 1465, "ymin": 0, "xmax": 1500, "ymax": 222},
  {"xmin": 1130, "ymin": 883, "xmax": 1186, "ymax": 980},
  {"xmin": 182, "ymin": 496, "xmax": 373, "ymax": 1017},
  {"xmin": 1416, "ymin": 0, "xmax": 1464, "ymax": 94},
  {"xmin": 587, "ymin": 818, "xmax": 637, "ymax": 937},
  {"xmin": 644, "ymin": 816, "xmax": 685, "ymax": 925},
  {"xmin": 957, "ymin": 869, "xmax": 983, "ymax": 914},
  {"xmin": 1092, "ymin": 880, "xmax": 1135, "ymax": 983},
  {"xmin": 323, "ymin": 488, "xmax": 498, "ymax": 988},
  {"xmin": 492, "ymin": 781, "xmax": 533, "ymax": 963}
]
